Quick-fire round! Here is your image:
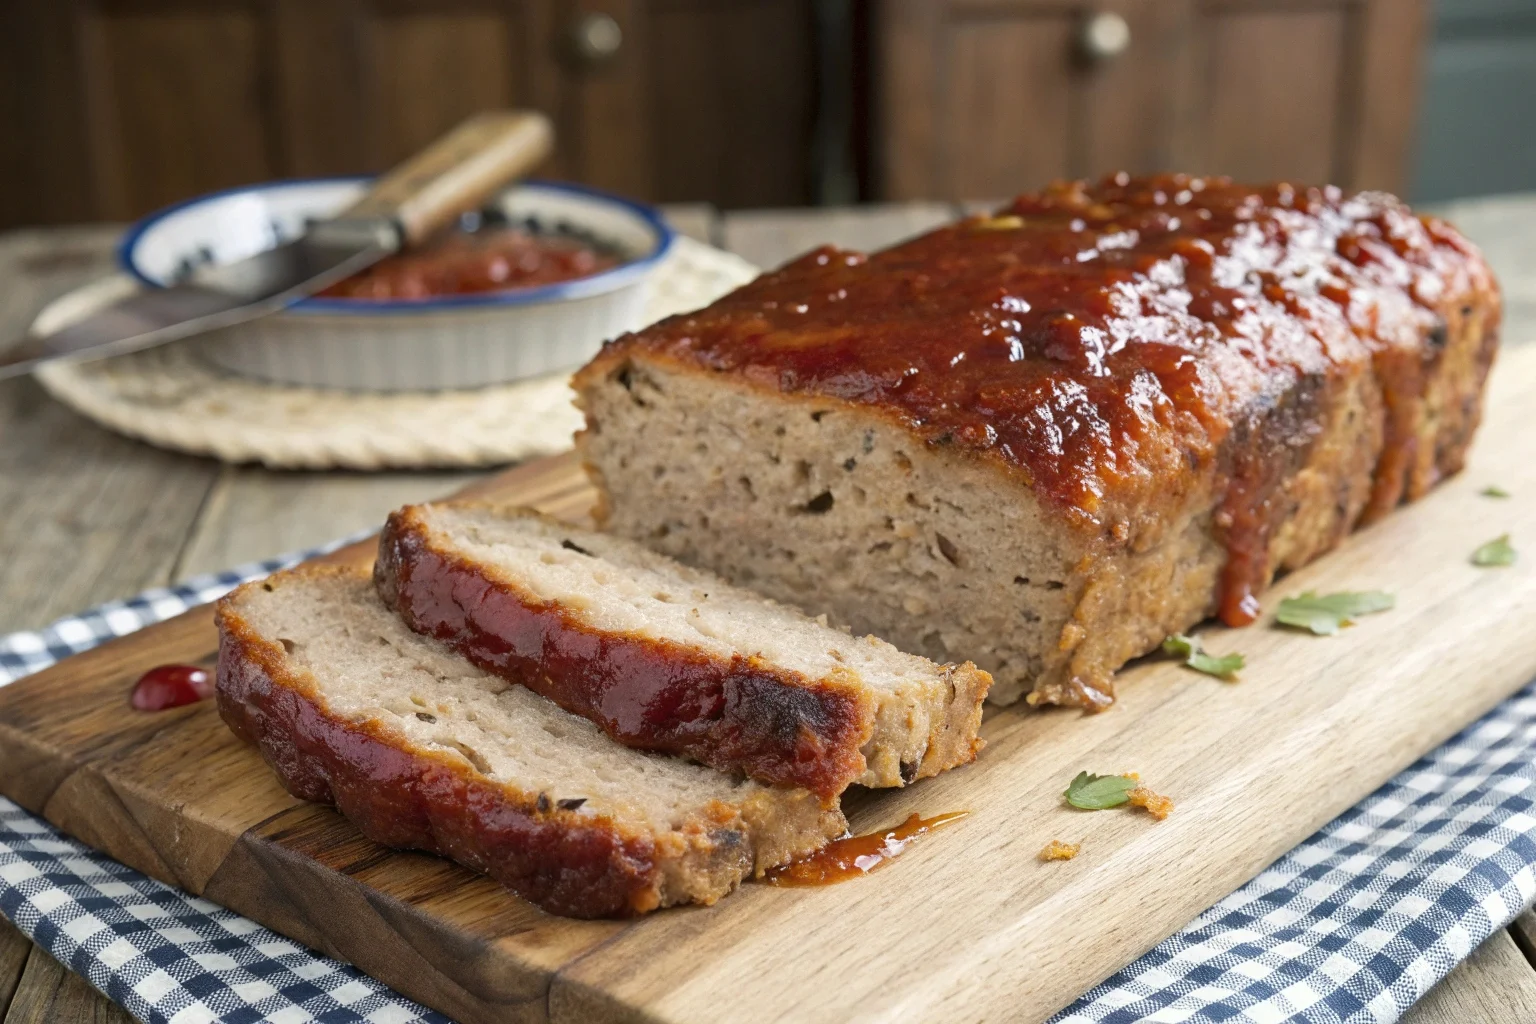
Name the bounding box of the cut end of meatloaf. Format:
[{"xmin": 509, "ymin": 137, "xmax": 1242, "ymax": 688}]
[
  {"xmin": 572, "ymin": 174, "xmax": 1501, "ymax": 709},
  {"xmin": 374, "ymin": 502, "xmax": 990, "ymax": 800},
  {"xmin": 215, "ymin": 564, "xmax": 845, "ymax": 918},
  {"xmin": 574, "ymin": 362, "xmax": 1097, "ymax": 706}
]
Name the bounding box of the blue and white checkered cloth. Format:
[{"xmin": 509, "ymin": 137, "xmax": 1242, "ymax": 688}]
[{"xmin": 3, "ymin": 541, "xmax": 1535, "ymax": 1024}]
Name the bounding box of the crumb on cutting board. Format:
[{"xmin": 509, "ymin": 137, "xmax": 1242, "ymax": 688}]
[
  {"xmin": 1038, "ymin": 839, "xmax": 1081, "ymax": 862},
  {"xmin": 1128, "ymin": 785, "xmax": 1174, "ymax": 820}
]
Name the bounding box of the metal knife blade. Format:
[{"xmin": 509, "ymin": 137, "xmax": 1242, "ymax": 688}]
[
  {"xmin": 0, "ymin": 109, "xmax": 556, "ymax": 383},
  {"xmin": 0, "ymin": 236, "xmax": 387, "ymax": 381}
]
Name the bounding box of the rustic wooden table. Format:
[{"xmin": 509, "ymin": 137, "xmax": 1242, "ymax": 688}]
[{"xmin": 1, "ymin": 197, "xmax": 1535, "ymax": 1023}]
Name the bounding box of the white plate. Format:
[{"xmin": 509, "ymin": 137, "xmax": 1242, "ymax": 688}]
[{"xmin": 119, "ymin": 178, "xmax": 675, "ymax": 392}]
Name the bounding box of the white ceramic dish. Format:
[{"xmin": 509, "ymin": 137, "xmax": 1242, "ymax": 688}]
[{"xmin": 120, "ymin": 178, "xmax": 675, "ymax": 391}]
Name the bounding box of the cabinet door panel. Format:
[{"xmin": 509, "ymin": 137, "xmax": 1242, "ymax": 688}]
[
  {"xmin": 876, "ymin": 0, "xmax": 1427, "ymax": 200},
  {"xmin": 276, "ymin": 2, "xmax": 568, "ymax": 185},
  {"xmin": 271, "ymin": 0, "xmax": 367, "ymax": 178},
  {"xmin": 1077, "ymin": 0, "xmax": 1191, "ymax": 177},
  {"xmin": 559, "ymin": 0, "xmax": 653, "ymax": 198},
  {"xmin": 650, "ymin": 0, "xmax": 815, "ymax": 207},
  {"xmin": 877, "ymin": 0, "xmax": 1186, "ymax": 200},
  {"xmin": 3, "ymin": 0, "xmax": 822, "ymax": 226},
  {"xmin": 0, "ymin": 2, "xmax": 94, "ymax": 226},
  {"xmin": 1195, "ymin": 7, "xmax": 1345, "ymax": 184},
  {"xmin": 940, "ymin": 15, "xmax": 1074, "ymax": 198},
  {"xmin": 81, "ymin": 8, "xmax": 275, "ymax": 219},
  {"xmin": 365, "ymin": 13, "xmax": 520, "ymax": 166}
]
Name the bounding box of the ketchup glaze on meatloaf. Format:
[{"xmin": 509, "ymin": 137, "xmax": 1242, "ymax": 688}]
[{"xmin": 598, "ymin": 174, "xmax": 1501, "ymax": 631}]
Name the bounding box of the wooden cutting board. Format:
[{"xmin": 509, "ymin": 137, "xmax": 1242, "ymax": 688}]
[{"xmin": 4, "ymin": 348, "xmax": 1536, "ymax": 1024}]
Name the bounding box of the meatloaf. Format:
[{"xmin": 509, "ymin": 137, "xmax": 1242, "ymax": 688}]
[
  {"xmin": 216, "ymin": 565, "xmax": 844, "ymax": 917},
  {"xmin": 374, "ymin": 501, "xmax": 990, "ymax": 801},
  {"xmin": 572, "ymin": 174, "xmax": 1501, "ymax": 709}
]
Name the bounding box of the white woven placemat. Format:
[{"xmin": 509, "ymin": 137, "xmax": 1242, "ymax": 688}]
[{"xmin": 30, "ymin": 237, "xmax": 758, "ymax": 470}]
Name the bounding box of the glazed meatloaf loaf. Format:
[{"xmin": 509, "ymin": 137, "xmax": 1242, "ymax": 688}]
[
  {"xmin": 375, "ymin": 502, "xmax": 990, "ymax": 801},
  {"xmin": 216, "ymin": 565, "xmax": 844, "ymax": 917},
  {"xmin": 573, "ymin": 174, "xmax": 1501, "ymax": 709}
]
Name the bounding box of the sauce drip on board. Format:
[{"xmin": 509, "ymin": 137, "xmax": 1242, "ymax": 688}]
[
  {"xmin": 765, "ymin": 810, "xmax": 968, "ymax": 887},
  {"xmin": 318, "ymin": 226, "xmax": 620, "ymax": 300},
  {"xmin": 130, "ymin": 664, "xmax": 213, "ymax": 711}
]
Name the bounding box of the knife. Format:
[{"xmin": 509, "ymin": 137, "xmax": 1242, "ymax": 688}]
[{"xmin": 0, "ymin": 110, "xmax": 554, "ymax": 381}]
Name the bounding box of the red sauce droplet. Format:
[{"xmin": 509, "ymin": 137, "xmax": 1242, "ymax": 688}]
[
  {"xmin": 130, "ymin": 664, "xmax": 213, "ymax": 711},
  {"xmin": 765, "ymin": 810, "xmax": 968, "ymax": 887}
]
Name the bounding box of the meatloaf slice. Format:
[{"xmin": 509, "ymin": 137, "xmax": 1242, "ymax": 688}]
[
  {"xmin": 216, "ymin": 565, "xmax": 844, "ymax": 918},
  {"xmin": 572, "ymin": 174, "xmax": 1501, "ymax": 710},
  {"xmin": 374, "ymin": 502, "xmax": 990, "ymax": 801}
]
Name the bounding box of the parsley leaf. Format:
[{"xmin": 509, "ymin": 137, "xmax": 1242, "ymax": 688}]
[
  {"xmin": 1472, "ymin": 534, "xmax": 1517, "ymax": 567},
  {"xmin": 1481, "ymin": 485, "xmax": 1511, "ymax": 499},
  {"xmin": 1063, "ymin": 771, "xmax": 1139, "ymax": 811},
  {"xmin": 1161, "ymin": 634, "xmax": 1244, "ymax": 679},
  {"xmin": 1275, "ymin": 590, "xmax": 1395, "ymax": 636}
]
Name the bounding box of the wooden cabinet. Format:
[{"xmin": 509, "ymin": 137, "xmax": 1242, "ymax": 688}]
[
  {"xmin": 0, "ymin": 0, "xmax": 817, "ymax": 228},
  {"xmin": 873, "ymin": 0, "xmax": 1429, "ymax": 201},
  {"xmin": 0, "ymin": 0, "xmax": 1434, "ymax": 229}
]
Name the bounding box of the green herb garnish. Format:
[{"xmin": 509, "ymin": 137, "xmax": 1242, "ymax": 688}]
[
  {"xmin": 1161, "ymin": 634, "xmax": 1244, "ymax": 679},
  {"xmin": 1063, "ymin": 771, "xmax": 1139, "ymax": 811},
  {"xmin": 1275, "ymin": 590, "xmax": 1395, "ymax": 636},
  {"xmin": 1472, "ymin": 534, "xmax": 1516, "ymax": 567},
  {"xmin": 1481, "ymin": 485, "xmax": 1511, "ymax": 499}
]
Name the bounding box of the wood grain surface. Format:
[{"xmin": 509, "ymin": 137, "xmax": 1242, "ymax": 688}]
[
  {"xmin": 3, "ymin": 342, "xmax": 1536, "ymax": 1024},
  {"xmin": 1, "ymin": 934, "xmax": 131, "ymax": 1024},
  {"xmin": 1403, "ymin": 929, "xmax": 1536, "ymax": 1024},
  {"xmin": 0, "ymin": 226, "xmax": 221, "ymax": 632}
]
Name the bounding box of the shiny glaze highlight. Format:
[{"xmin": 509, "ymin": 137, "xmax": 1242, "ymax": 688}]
[{"xmin": 600, "ymin": 174, "xmax": 1498, "ymax": 626}]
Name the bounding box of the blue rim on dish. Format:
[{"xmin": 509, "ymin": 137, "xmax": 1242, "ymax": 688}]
[{"xmin": 118, "ymin": 176, "xmax": 676, "ymax": 316}]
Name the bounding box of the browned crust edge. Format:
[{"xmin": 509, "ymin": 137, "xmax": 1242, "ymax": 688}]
[{"xmin": 216, "ymin": 564, "xmax": 745, "ymax": 919}]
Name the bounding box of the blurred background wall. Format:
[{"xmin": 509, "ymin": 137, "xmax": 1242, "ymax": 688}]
[
  {"xmin": 1, "ymin": 0, "xmax": 1531, "ymax": 230},
  {"xmin": 1413, "ymin": 0, "xmax": 1536, "ymax": 201}
]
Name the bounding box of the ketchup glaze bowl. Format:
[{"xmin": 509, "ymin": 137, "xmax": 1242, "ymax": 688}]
[{"xmin": 120, "ymin": 177, "xmax": 675, "ymax": 392}]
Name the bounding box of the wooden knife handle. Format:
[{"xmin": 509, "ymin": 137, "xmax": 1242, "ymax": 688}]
[{"xmin": 337, "ymin": 111, "xmax": 554, "ymax": 247}]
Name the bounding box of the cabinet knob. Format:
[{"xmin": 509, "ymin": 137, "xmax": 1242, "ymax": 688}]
[
  {"xmin": 568, "ymin": 12, "xmax": 623, "ymax": 68},
  {"xmin": 1078, "ymin": 11, "xmax": 1131, "ymax": 62}
]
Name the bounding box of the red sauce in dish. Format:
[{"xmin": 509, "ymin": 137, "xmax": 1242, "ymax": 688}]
[
  {"xmin": 318, "ymin": 227, "xmax": 620, "ymax": 300},
  {"xmin": 130, "ymin": 664, "xmax": 213, "ymax": 711},
  {"xmin": 764, "ymin": 811, "xmax": 968, "ymax": 886}
]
